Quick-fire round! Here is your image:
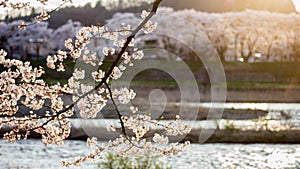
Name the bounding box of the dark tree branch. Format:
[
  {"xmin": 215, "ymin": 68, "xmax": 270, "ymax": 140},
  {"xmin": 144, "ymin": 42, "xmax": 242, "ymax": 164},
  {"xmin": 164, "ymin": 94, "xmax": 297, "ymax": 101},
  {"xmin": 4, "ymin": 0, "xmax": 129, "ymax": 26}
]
[{"xmin": 104, "ymin": 82, "xmax": 127, "ymax": 136}]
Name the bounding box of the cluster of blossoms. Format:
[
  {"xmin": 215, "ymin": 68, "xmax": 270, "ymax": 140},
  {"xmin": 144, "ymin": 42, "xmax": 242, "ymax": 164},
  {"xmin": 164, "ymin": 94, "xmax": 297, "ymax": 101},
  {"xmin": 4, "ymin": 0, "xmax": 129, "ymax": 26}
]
[
  {"xmin": 0, "ymin": 1, "xmax": 30, "ymax": 10},
  {"xmin": 1, "ymin": 0, "xmax": 73, "ymax": 30},
  {"xmin": 0, "ymin": 0, "xmax": 192, "ymax": 167},
  {"xmin": 34, "ymin": 10, "xmax": 50, "ymax": 23},
  {"xmin": 141, "ymin": 10, "xmax": 158, "ymax": 34},
  {"xmin": 0, "ymin": 49, "xmax": 73, "ymax": 144},
  {"xmin": 46, "ymin": 50, "xmax": 68, "ymax": 71},
  {"xmin": 112, "ymin": 87, "xmax": 136, "ymax": 104}
]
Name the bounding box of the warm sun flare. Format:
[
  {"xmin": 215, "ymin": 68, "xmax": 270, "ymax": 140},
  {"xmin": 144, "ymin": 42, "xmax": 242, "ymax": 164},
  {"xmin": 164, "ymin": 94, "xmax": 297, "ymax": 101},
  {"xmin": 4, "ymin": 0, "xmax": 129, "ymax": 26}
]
[{"xmin": 292, "ymin": 0, "xmax": 300, "ymax": 12}]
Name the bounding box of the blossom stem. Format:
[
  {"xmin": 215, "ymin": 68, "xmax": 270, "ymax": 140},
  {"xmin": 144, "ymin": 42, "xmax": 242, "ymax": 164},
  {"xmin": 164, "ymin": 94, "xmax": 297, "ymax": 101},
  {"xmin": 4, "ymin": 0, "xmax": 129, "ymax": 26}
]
[{"xmin": 104, "ymin": 82, "xmax": 127, "ymax": 136}]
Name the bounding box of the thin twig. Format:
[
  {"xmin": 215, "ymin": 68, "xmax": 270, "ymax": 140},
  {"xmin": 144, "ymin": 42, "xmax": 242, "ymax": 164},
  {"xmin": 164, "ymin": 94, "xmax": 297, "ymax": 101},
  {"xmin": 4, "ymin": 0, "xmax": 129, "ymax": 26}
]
[{"xmin": 104, "ymin": 82, "xmax": 127, "ymax": 136}]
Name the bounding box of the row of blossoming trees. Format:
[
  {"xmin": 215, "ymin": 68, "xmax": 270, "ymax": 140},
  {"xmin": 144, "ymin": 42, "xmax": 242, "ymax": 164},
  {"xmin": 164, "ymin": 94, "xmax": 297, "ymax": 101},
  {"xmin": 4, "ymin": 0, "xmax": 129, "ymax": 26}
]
[
  {"xmin": 138, "ymin": 8, "xmax": 300, "ymax": 62},
  {"xmin": 3, "ymin": 7, "xmax": 299, "ymax": 62},
  {"xmin": 0, "ymin": 19, "xmax": 81, "ymax": 60},
  {"xmin": 206, "ymin": 10, "xmax": 300, "ymax": 62}
]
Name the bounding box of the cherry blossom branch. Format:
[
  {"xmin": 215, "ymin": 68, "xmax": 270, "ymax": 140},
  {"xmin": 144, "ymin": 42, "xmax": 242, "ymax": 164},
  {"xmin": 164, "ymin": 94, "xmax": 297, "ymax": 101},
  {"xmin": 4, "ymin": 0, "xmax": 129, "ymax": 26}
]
[
  {"xmin": 104, "ymin": 82, "xmax": 127, "ymax": 136},
  {"xmin": 24, "ymin": 0, "xmax": 164, "ymax": 134}
]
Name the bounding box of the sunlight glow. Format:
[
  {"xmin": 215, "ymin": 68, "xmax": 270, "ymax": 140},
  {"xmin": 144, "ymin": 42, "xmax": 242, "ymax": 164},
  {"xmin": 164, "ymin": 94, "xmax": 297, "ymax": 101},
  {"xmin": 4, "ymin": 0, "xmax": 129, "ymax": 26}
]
[
  {"xmin": 23, "ymin": 0, "xmax": 99, "ymax": 8},
  {"xmin": 0, "ymin": 0, "xmax": 100, "ymax": 14},
  {"xmin": 292, "ymin": 0, "xmax": 300, "ymax": 12}
]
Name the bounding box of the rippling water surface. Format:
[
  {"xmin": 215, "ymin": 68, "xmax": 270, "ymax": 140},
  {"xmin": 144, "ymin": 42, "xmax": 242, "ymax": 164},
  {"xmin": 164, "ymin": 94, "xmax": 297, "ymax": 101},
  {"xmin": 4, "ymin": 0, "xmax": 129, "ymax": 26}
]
[{"xmin": 1, "ymin": 140, "xmax": 300, "ymax": 169}]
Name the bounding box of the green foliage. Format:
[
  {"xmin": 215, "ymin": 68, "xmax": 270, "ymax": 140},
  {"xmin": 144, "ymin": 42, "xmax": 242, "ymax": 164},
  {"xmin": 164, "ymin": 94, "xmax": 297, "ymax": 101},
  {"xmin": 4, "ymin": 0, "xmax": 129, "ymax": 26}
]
[
  {"xmin": 98, "ymin": 153, "xmax": 171, "ymax": 169},
  {"xmin": 224, "ymin": 122, "xmax": 237, "ymax": 131}
]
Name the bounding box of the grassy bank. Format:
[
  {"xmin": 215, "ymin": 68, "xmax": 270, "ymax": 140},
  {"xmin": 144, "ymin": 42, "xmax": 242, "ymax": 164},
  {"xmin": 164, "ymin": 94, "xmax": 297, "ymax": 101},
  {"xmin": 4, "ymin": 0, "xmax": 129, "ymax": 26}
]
[{"xmin": 187, "ymin": 129, "xmax": 300, "ymax": 143}]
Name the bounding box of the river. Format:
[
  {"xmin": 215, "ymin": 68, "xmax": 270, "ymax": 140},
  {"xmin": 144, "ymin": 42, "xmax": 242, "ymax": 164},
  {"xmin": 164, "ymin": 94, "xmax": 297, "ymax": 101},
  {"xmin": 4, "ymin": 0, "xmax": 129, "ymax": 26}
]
[
  {"xmin": 1, "ymin": 102, "xmax": 300, "ymax": 168},
  {"xmin": 0, "ymin": 140, "xmax": 299, "ymax": 169}
]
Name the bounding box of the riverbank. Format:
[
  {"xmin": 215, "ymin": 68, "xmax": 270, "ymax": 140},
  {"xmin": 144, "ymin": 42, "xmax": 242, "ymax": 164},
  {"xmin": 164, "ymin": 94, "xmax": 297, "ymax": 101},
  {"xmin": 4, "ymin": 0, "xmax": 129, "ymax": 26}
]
[
  {"xmin": 67, "ymin": 118, "xmax": 300, "ymax": 143},
  {"xmin": 129, "ymin": 84, "xmax": 300, "ymax": 103},
  {"xmin": 117, "ymin": 61, "xmax": 300, "ymax": 103},
  {"xmin": 3, "ymin": 101, "xmax": 300, "ymax": 143},
  {"xmin": 187, "ymin": 129, "xmax": 300, "ymax": 143},
  {"xmin": 3, "ymin": 118, "xmax": 299, "ymax": 143}
]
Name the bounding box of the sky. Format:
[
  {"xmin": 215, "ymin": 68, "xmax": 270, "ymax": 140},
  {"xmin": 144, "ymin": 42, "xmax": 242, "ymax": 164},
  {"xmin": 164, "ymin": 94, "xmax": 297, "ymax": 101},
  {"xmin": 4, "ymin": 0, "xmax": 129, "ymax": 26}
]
[
  {"xmin": 0, "ymin": 0, "xmax": 300, "ymax": 14},
  {"xmin": 0, "ymin": 0, "xmax": 106, "ymax": 18},
  {"xmin": 13, "ymin": 0, "xmax": 101, "ymax": 9},
  {"xmin": 0, "ymin": 0, "xmax": 103, "ymax": 13}
]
